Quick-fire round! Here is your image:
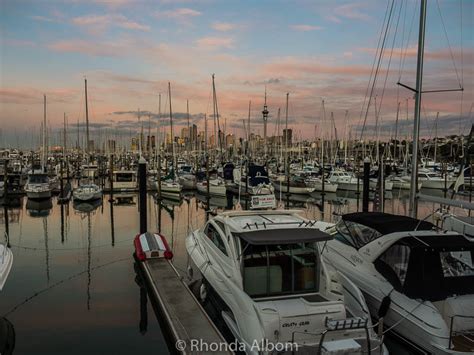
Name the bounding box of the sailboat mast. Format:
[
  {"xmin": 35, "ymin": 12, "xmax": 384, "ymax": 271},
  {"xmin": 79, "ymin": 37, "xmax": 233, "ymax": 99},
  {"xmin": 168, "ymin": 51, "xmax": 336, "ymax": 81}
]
[
  {"xmin": 84, "ymin": 78, "xmax": 90, "ymax": 154},
  {"xmin": 42, "ymin": 94, "xmax": 46, "ymax": 171},
  {"xmin": 434, "ymin": 111, "xmax": 439, "ymax": 164},
  {"xmin": 409, "ymin": 0, "xmax": 427, "ymax": 219},
  {"xmin": 168, "ymin": 82, "xmax": 176, "ymax": 176}
]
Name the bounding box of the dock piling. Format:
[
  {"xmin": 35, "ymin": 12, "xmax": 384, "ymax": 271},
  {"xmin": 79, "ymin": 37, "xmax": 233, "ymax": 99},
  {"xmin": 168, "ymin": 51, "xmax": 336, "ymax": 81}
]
[{"xmin": 139, "ymin": 157, "xmax": 147, "ymax": 234}]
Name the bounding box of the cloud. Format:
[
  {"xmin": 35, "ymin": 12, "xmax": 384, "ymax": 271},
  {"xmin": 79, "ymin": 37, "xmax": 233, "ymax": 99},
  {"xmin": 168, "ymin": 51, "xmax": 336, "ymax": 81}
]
[
  {"xmin": 48, "ymin": 39, "xmax": 131, "ymax": 57},
  {"xmin": 30, "ymin": 15, "xmax": 56, "ymax": 23},
  {"xmin": 0, "ymin": 87, "xmax": 79, "ymax": 105},
  {"xmin": 212, "ymin": 22, "xmax": 236, "ymax": 32},
  {"xmin": 195, "ymin": 36, "xmax": 234, "ymax": 49},
  {"xmin": 155, "ymin": 7, "xmax": 201, "ymax": 23},
  {"xmin": 329, "ymin": 3, "xmax": 371, "ymax": 23},
  {"xmin": 72, "ymin": 14, "xmax": 150, "ymax": 33},
  {"xmin": 289, "ymin": 24, "xmax": 323, "ymax": 32}
]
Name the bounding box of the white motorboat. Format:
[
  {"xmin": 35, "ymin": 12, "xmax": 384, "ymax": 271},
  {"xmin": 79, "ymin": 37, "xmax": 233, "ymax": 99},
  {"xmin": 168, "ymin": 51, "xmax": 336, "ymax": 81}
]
[
  {"xmin": 157, "ymin": 179, "xmax": 182, "ymax": 194},
  {"xmin": 196, "ymin": 177, "xmax": 227, "ymax": 196},
  {"xmin": 25, "ymin": 170, "xmax": 52, "ymax": 199},
  {"xmin": 272, "ymin": 176, "xmax": 315, "ymax": 194},
  {"xmin": 178, "ymin": 174, "xmax": 197, "ymax": 189},
  {"xmin": 389, "ymin": 175, "xmax": 422, "ymax": 190},
  {"xmin": 73, "ymin": 183, "xmax": 102, "ymax": 202},
  {"xmin": 304, "ymin": 176, "xmax": 338, "ymax": 193},
  {"xmin": 111, "ymin": 170, "xmax": 137, "ymax": 192},
  {"xmin": 327, "ymin": 170, "xmax": 360, "ymax": 191},
  {"xmin": 321, "ymin": 212, "xmax": 474, "ymax": 354},
  {"xmin": 186, "ymin": 210, "xmax": 387, "ymax": 354},
  {"xmin": 418, "ymin": 171, "xmax": 456, "ymax": 190},
  {"xmin": 0, "ymin": 235, "xmax": 13, "ymax": 291},
  {"xmin": 369, "ymin": 178, "xmax": 393, "ymax": 191}
]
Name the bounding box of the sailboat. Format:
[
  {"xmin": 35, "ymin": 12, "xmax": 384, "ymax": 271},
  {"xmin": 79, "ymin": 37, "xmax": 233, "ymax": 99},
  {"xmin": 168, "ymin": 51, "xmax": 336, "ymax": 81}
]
[
  {"xmin": 25, "ymin": 95, "xmax": 52, "ymax": 200},
  {"xmin": 73, "ymin": 78, "xmax": 103, "ymax": 202},
  {"xmin": 155, "ymin": 83, "xmax": 182, "ymax": 195}
]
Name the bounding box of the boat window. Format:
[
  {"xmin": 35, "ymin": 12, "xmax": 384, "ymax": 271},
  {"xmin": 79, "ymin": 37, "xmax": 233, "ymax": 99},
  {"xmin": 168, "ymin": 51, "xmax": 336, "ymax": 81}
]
[
  {"xmin": 205, "ymin": 223, "xmax": 228, "ymax": 256},
  {"xmin": 335, "ymin": 219, "xmax": 382, "ymax": 249},
  {"xmin": 115, "ymin": 173, "xmax": 133, "ymax": 182},
  {"xmin": 440, "ymin": 251, "xmax": 474, "ymax": 277},
  {"xmin": 242, "ymin": 242, "xmax": 319, "ymax": 298},
  {"xmin": 29, "ymin": 174, "xmax": 48, "ymax": 184},
  {"xmin": 375, "ymin": 244, "xmax": 411, "ymax": 291}
]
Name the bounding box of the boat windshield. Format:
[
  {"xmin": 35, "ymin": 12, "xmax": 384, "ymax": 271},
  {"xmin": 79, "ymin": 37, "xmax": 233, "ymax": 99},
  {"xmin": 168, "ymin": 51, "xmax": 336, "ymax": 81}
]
[
  {"xmin": 28, "ymin": 174, "xmax": 49, "ymax": 184},
  {"xmin": 335, "ymin": 219, "xmax": 382, "ymax": 249},
  {"xmin": 440, "ymin": 251, "xmax": 474, "ymax": 278},
  {"xmin": 115, "ymin": 173, "xmax": 134, "ymax": 182},
  {"xmin": 242, "ymin": 241, "xmax": 319, "ymax": 298}
]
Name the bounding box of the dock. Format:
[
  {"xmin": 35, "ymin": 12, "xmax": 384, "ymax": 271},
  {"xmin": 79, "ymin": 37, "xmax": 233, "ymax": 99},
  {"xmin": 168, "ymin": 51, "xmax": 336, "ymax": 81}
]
[{"xmin": 138, "ymin": 258, "xmax": 233, "ymax": 355}]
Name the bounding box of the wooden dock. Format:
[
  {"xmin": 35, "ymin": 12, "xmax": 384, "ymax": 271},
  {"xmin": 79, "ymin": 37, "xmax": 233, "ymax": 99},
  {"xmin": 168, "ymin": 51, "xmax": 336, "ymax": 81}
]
[{"xmin": 139, "ymin": 258, "xmax": 233, "ymax": 355}]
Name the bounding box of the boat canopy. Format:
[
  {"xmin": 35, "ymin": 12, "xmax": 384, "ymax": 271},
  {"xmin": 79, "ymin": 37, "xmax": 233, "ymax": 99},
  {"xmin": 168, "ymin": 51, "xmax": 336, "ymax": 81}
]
[
  {"xmin": 342, "ymin": 212, "xmax": 434, "ymax": 235},
  {"xmin": 236, "ymin": 228, "xmax": 331, "ymax": 245},
  {"xmin": 375, "ymin": 235, "xmax": 474, "ymax": 301}
]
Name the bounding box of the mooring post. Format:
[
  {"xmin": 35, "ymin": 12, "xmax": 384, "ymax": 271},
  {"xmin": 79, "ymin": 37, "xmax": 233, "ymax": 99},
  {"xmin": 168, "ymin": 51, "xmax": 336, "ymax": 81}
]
[
  {"xmin": 362, "ymin": 157, "xmax": 370, "ymax": 212},
  {"xmin": 139, "ymin": 156, "xmax": 147, "ymax": 234}
]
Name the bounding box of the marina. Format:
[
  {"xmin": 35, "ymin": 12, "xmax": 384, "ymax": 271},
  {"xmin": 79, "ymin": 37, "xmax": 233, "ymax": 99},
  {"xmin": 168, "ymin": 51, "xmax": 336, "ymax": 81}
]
[{"xmin": 1, "ymin": 0, "xmax": 474, "ymax": 354}]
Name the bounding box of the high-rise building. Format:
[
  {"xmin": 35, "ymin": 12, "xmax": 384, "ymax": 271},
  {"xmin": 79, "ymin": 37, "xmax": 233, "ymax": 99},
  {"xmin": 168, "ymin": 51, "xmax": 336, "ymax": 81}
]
[{"xmin": 283, "ymin": 128, "xmax": 293, "ymax": 147}]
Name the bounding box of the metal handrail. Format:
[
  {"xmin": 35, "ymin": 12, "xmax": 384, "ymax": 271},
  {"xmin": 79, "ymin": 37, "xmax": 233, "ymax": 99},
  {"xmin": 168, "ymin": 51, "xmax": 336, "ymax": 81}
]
[
  {"xmin": 242, "ymin": 220, "xmax": 318, "ymax": 230},
  {"xmin": 290, "ymin": 317, "xmax": 373, "ymax": 355},
  {"xmin": 449, "ymin": 314, "xmax": 474, "ymax": 349}
]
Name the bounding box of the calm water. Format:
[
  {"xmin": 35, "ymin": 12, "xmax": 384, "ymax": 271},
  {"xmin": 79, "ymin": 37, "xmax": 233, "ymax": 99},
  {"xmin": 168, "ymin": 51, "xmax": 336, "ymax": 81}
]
[{"xmin": 0, "ymin": 188, "xmax": 468, "ymax": 354}]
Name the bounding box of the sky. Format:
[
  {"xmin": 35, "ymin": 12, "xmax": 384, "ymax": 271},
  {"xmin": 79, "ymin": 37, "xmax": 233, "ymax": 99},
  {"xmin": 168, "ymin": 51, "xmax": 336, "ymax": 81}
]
[{"xmin": 0, "ymin": 0, "xmax": 472, "ymax": 149}]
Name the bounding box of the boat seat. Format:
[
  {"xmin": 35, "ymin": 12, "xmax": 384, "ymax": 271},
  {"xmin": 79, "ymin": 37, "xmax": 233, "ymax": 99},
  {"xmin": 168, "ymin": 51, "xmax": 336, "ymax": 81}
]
[{"xmin": 244, "ymin": 265, "xmax": 282, "ymax": 296}]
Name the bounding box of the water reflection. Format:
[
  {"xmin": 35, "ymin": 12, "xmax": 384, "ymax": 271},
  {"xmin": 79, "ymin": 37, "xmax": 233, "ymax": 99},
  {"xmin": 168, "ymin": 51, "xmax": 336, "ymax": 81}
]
[
  {"xmin": 0, "ymin": 317, "xmax": 15, "ymax": 355},
  {"xmin": 26, "ymin": 198, "xmax": 52, "ymax": 217}
]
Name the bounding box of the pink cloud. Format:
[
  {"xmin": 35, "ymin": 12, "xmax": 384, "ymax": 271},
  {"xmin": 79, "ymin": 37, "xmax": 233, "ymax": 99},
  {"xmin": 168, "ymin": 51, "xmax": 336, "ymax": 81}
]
[
  {"xmin": 155, "ymin": 7, "xmax": 201, "ymax": 23},
  {"xmin": 212, "ymin": 22, "xmax": 236, "ymax": 32},
  {"xmin": 195, "ymin": 36, "xmax": 234, "ymax": 49},
  {"xmin": 72, "ymin": 14, "xmax": 150, "ymax": 33},
  {"xmin": 48, "ymin": 39, "xmax": 128, "ymax": 57}
]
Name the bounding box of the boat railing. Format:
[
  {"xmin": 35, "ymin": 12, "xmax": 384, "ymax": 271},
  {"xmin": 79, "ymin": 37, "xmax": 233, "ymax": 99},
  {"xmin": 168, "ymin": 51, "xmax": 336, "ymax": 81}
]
[
  {"xmin": 449, "ymin": 314, "xmax": 474, "ymax": 350},
  {"xmin": 290, "ymin": 317, "xmax": 376, "ymax": 355},
  {"xmin": 242, "ymin": 220, "xmax": 318, "ymax": 230}
]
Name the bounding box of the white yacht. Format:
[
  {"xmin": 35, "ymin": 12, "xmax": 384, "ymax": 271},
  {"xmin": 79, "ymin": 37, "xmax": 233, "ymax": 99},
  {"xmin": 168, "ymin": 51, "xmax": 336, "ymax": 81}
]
[
  {"xmin": 327, "ymin": 170, "xmax": 360, "ymax": 191},
  {"xmin": 272, "ymin": 176, "xmax": 315, "ymax": 194},
  {"xmin": 0, "ymin": 234, "xmax": 13, "ymax": 291},
  {"xmin": 24, "ymin": 169, "xmax": 52, "ymax": 199},
  {"xmin": 196, "ymin": 177, "xmax": 227, "ymax": 196},
  {"xmin": 156, "ymin": 179, "xmax": 182, "ymax": 194},
  {"xmin": 73, "ymin": 183, "xmax": 102, "ymax": 202},
  {"xmin": 111, "ymin": 170, "xmax": 137, "ymax": 192},
  {"xmin": 418, "ymin": 171, "xmax": 456, "ymax": 190},
  {"xmin": 321, "ymin": 212, "xmax": 474, "ymax": 354},
  {"xmin": 186, "ymin": 210, "xmax": 387, "ymax": 354}
]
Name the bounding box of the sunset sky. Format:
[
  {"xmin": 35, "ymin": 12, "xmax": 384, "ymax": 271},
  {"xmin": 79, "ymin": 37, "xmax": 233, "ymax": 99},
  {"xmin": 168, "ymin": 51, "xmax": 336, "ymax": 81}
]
[{"xmin": 0, "ymin": 0, "xmax": 472, "ymax": 148}]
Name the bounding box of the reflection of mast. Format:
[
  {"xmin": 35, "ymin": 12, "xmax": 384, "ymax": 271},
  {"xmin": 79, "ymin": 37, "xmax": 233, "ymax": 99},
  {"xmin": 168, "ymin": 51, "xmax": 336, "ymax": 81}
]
[
  {"xmin": 60, "ymin": 203, "xmax": 65, "ymax": 243},
  {"xmin": 43, "ymin": 217, "xmax": 50, "ymax": 283},
  {"xmin": 110, "ymin": 201, "xmax": 115, "ymax": 247},
  {"xmin": 87, "ymin": 212, "xmax": 91, "ymax": 310}
]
